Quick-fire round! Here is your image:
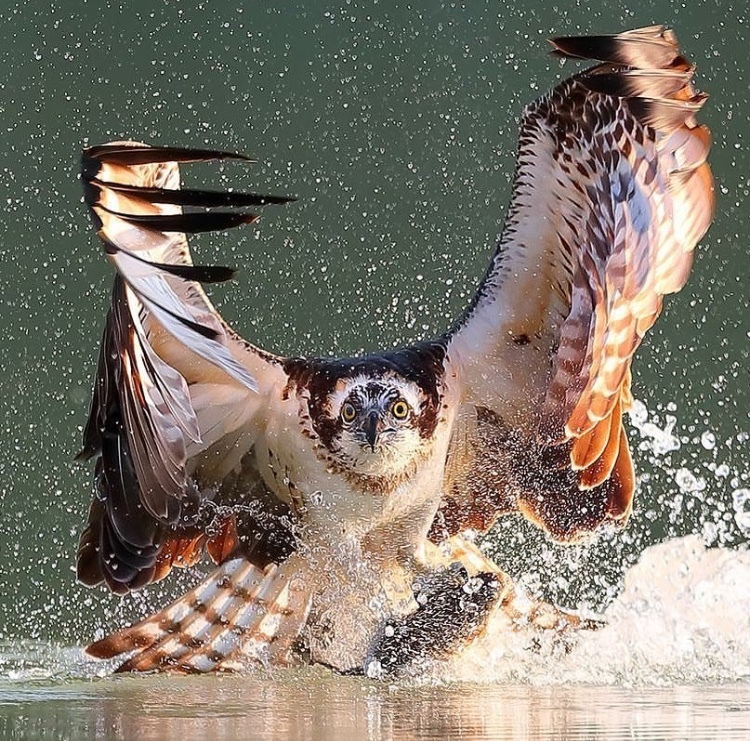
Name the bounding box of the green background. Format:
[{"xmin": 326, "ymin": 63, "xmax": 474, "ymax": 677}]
[{"xmin": 0, "ymin": 0, "xmax": 747, "ymax": 645}]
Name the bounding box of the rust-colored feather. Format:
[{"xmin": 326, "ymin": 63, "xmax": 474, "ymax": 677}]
[
  {"xmin": 571, "ymin": 401, "xmax": 615, "ymax": 472},
  {"xmin": 548, "ymin": 26, "xmax": 712, "ymax": 514},
  {"xmin": 445, "ymin": 26, "xmax": 712, "ymax": 542},
  {"xmin": 206, "ymin": 517, "xmax": 241, "ymax": 564},
  {"xmin": 606, "ymin": 428, "xmax": 635, "ymax": 520},
  {"xmin": 576, "ymin": 397, "xmax": 623, "ymax": 489}
]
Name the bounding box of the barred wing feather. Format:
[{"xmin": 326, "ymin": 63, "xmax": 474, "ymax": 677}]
[
  {"xmin": 446, "ymin": 27, "xmax": 713, "ymax": 540},
  {"xmin": 77, "ymin": 143, "xmax": 293, "ymax": 593}
]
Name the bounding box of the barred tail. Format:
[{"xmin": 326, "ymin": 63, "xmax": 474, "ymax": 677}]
[{"xmin": 86, "ymin": 557, "xmax": 312, "ymax": 673}]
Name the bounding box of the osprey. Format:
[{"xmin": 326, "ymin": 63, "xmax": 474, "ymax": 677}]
[{"xmin": 76, "ymin": 27, "xmax": 713, "ymax": 674}]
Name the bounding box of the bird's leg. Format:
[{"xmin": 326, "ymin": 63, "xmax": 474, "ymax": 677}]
[
  {"xmin": 432, "ymin": 534, "xmax": 601, "ymax": 634},
  {"xmin": 361, "ymin": 535, "xmax": 601, "ymax": 676}
]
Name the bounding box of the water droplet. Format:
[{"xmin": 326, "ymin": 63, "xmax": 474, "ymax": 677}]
[
  {"xmin": 731, "ymin": 488, "xmax": 750, "ymax": 535},
  {"xmin": 675, "ymin": 468, "xmax": 705, "ymax": 493},
  {"xmin": 700, "ymin": 431, "xmax": 716, "ymax": 450}
]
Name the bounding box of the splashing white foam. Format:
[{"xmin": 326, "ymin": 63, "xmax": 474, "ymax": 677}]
[
  {"xmin": 439, "ymin": 536, "xmax": 750, "ymax": 686},
  {"xmin": 1, "ymin": 537, "xmax": 748, "ymax": 687}
]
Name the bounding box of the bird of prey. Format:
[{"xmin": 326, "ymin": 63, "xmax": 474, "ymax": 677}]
[{"xmin": 75, "ymin": 26, "xmax": 713, "ymax": 674}]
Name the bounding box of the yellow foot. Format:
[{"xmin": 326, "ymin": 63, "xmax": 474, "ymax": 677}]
[{"xmin": 425, "ymin": 533, "xmax": 604, "ymax": 640}]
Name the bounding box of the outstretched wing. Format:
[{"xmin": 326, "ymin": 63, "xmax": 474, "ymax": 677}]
[
  {"xmin": 77, "ymin": 142, "xmax": 296, "ymax": 594},
  {"xmin": 437, "ymin": 27, "xmax": 713, "ymax": 541}
]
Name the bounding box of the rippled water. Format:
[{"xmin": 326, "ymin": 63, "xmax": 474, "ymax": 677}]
[
  {"xmin": 2, "ymin": 537, "xmax": 749, "ymax": 739},
  {"xmin": 2, "ymin": 674, "xmax": 749, "ymax": 741}
]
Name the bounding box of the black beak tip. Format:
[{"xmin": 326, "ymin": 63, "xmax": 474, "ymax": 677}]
[{"xmin": 364, "ymin": 412, "xmax": 379, "ymax": 452}]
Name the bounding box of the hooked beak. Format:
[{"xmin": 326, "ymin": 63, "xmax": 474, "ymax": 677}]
[{"xmin": 363, "ymin": 411, "xmax": 379, "ymax": 452}]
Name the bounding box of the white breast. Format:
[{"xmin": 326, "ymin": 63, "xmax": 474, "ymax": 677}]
[{"xmin": 256, "ymin": 384, "xmax": 458, "ymax": 556}]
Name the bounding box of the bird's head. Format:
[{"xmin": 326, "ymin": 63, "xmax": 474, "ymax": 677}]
[
  {"xmin": 328, "ymin": 375, "xmax": 428, "ymax": 471},
  {"xmin": 285, "ymin": 346, "xmax": 446, "ymax": 480}
]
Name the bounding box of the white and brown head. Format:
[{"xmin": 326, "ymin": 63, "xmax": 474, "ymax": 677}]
[{"xmin": 284, "ymin": 343, "xmax": 446, "ymax": 480}]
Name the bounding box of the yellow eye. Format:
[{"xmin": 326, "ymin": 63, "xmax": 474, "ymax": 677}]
[
  {"xmin": 391, "ymin": 400, "xmax": 410, "ymax": 420},
  {"xmin": 341, "ymin": 402, "xmax": 356, "ymax": 423}
]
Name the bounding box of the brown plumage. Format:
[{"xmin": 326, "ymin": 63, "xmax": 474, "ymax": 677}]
[
  {"xmin": 75, "ymin": 26, "xmax": 713, "ymax": 673},
  {"xmin": 437, "ymin": 25, "xmax": 712, "ymax": 541}
]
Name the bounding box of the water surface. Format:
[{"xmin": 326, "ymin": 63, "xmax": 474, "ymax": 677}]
[{"xmin": 2, "ymin": 673, "xmax": 749, "ymax": 741}]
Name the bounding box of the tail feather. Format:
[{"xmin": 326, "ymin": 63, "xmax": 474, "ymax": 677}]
[
  {"xmin": 87, "ymin": 557, "xmax": 312, "ymax": 673},
  {"xmin": 214, "ymin": 563, "xmax": 313, "ymax": 671}
]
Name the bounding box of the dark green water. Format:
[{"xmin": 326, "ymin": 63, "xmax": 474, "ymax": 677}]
[{"xmin": 0, "ymin": 1, "xmax": 748, "ymax": 737}]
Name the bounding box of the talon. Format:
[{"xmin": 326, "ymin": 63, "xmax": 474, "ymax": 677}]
[{"xmin": 365, "ymin": 571, "xmax": 501, "ymax": 676}]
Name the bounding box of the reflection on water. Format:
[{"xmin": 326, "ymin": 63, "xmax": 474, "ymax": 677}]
[
  {"xmin": 1, "ymin": 672, "xmax": 749, "ymax": 741},
  {"xmin": 1, "ymin": 537, "xmax": 749, "ymax": 740}
]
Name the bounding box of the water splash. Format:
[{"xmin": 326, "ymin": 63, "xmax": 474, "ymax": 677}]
[
  {"xmin": 0, "ymin": 642, "xmax": 98, "ymax": 683},
  {"xmin": 2, "ymin": 535, "xmax": 747, "ymax": 687},
  {"xmin": 628, "ymin": 397, "xmax": 749, "ymax": 549},
  {"xmin": 438, "ymin": 535, "xmax": 750, "ymax": 686},
  {"xmin": 2, "ymin": 400, "xmax": 748, "ymax": 688}
]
